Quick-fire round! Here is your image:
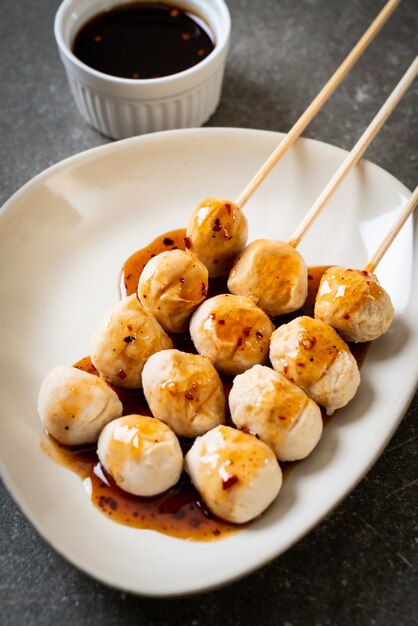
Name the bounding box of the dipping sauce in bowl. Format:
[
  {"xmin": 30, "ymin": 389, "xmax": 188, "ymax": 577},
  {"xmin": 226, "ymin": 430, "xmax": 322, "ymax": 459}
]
[
  {"xmin": 72, "ymin": 2, "xmax": 215, "ymax": 80},
  {"xmin": 54, "ymin": 0, "xmax": 230, "ymax": 138}
]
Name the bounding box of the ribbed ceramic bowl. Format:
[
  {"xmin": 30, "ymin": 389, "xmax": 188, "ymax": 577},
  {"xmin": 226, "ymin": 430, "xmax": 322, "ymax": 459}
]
[{"xmin": 54, "ymin": 0, "xmax": 230, "ymax": 139}]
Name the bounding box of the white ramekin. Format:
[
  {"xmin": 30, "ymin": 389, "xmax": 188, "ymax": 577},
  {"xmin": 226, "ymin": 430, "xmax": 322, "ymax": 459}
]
[{"xmin": 54, "ymin": 0, "xmax": 230, "ymax": 139}]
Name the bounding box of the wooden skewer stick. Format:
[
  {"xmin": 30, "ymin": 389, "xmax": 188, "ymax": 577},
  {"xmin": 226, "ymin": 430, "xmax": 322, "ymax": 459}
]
[
  {"xmin": 364, "ymin": 185, "xmax": 418, "ymax": 273},
  {"xmin": 288, "ymin": 55, "xmax": 418, "ymax": 249},
  {"xmin": 235, "ymin": 0, "xmax": 401, "ymax": 209}
]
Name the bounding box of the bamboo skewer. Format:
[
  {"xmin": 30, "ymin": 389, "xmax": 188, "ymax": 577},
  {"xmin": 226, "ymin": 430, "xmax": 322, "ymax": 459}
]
[
  {"xmin": 288, "ymin": 55, "xmax": 418, "ymax": 249},
  {"xmin": 235, "ymin": 0, "xmax": 401, "ymax": 209},
  {"xmin": 364, "ymin": 185, "xmax": 418, "ymax": 273}
]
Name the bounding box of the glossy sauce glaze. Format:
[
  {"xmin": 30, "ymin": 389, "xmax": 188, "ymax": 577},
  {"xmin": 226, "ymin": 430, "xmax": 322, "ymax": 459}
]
[
  {"xmin": 72, "ymin": 2, "xmax": 214, "ymax": 80},
  {"xmin": 41, "ymin": 355, "xmax": 237, "ymax": 541},
  {"xmin": 43, "ymin": 232, "xmax": 369, "ymax": 541}
]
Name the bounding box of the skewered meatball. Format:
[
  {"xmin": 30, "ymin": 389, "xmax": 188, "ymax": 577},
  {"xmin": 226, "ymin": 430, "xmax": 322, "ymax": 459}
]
[
  {"xmin": 229, "ymin": 364, "xmax": 322, "ymax": 461},
  {"xmin": 190, "ymin": 294, "xmax": 274, "ymax": 375},
  {"xmin": 38, "ymin": 365, "xmax": 123, "ymax": 445},
  {"xmin": 97, "ymin": 414, "xmax": 183, "ymax": 496},
  {"xmin": 91, "ymin": 293, "xmax": 172, "ymax": 389},
  {"xmin": 314, "ymin": 266, "xmax": 394, "ymax": 342},
  {"xmin": 228, "ymin": 239, "xmax": 308, "ymax": 316},
  {"xmin": 142, "ymin": 349, "xmax": 225, "ymax": 437},
  {"xmin": 269, "ymin": 316, "xmax": 360, "ymax": 415},
  {"xmin": 185, "ymin": 197, "xmax": 248, "ymax": 277},
  {"xmin": 185, "ymin": 425, "xmax": 282, "ymax": 524},
  {"xmin": 138, "ymin": 249, "xmax": 209, "ymax": 333}
]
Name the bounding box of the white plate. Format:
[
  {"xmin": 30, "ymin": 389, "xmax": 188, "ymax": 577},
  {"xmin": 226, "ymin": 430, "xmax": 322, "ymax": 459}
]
[{"xmin": 0, "ymin": 128, "xmax": 416, "ymax": 597}]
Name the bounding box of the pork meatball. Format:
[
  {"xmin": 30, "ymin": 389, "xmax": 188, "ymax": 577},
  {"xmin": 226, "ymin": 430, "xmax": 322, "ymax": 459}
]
[
  {"xmin": 228, "ymin": 239, "xmax": 308, "ymax": 316},
  {"xmin": 190, "ymin": 294, "xmax": 274, "ymax": 375},
  {"xmin": 97, "ymin": 414, "xmax": 183, "ymax": 496},
  {"xmin": 229, "ymin": 365, "xmax": 322, "ymax": 461},
  {"xmin": 91, "ymin": 294, "xmax": 172, "ymax": 389},
  {"xmin": 314, "ymin": 266, "xmax": 395, "ymax": 342},
  {"xmin": 185, "ymin": 425, "xmax": 282, "ymax": 524},
  {"xmin": 38, "ymin": 365, "xmax": 123, "ymax": 445},
  {"xmin": 185, "ymin": 197, "xmax": 248, "ymax": 278},
  {"xmin": 269, "ymin": 316, "xmax": 360, "ymax": 415},
  {"xmin": 142, "ymin": 349, "xmax": 225, "ymax": 437},
  {"xmin": 138, "ymin": 249, "xmax": 209, "ymax": 333}
]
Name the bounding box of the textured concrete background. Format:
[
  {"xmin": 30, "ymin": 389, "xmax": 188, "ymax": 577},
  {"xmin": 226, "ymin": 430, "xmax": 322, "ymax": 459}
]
[{"xmin": 0, "ymin": 0, "xmax": 417, "ymax": 624}]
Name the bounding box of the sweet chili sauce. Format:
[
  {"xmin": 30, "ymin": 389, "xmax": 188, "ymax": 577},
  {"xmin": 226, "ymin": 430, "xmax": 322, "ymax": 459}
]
[
  {"xmin": 42, "ymin": 231, "xmax": 369, "ymax": 541},
  {"xmin": 72, "ymin": 2, "xmax": 214, "ymax": 80}
]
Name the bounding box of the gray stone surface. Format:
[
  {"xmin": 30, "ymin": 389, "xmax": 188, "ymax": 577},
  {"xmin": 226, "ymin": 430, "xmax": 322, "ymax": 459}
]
[{"xmin": 0, "ymin": 0, "xmax": 417, "ymax": 624}]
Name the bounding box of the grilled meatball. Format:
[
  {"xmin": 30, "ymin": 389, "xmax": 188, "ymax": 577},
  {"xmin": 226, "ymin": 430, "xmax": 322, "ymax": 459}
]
[
  {"xmin": 229, "ymin": 364, "xmax": 322, "ymax": 461},
  {"xmin": 185, "ymin": 425, "xmax": 282, "ymax": 524},
  {"xmin": 38, "ymin": 364, "xmax": 122, "ymax": 445},
  {"xmin": 97, "ymin": 414, "xmax": 183, "ymax": 496},
  {"xmin": 142, "ymin": 349, "xmax": 225, "ymax": 437},
  {"xmin": 228, "ymin": 239, "xmax": 308, "ymax": 316},
  {"xmin": 91, "ymin": 294, "xmax": 172, "ymax": 388},
  {"xmin": 138, "ymin": 249, "xmax": 208, "ymax": 333},
  {"xmin": 269, "ymin": 316, "xmax": 360, "ymax": 415},
  {"xmin": 190, "ymin": 294, "xmax": 274, "ymax": 375},
  {"xmin": 185, "ymin": 197, "xmax": 248, "ymax": 278},
  {"xmin": 314, "ymin": 267, "xmax": 394, "ymax": 342}
]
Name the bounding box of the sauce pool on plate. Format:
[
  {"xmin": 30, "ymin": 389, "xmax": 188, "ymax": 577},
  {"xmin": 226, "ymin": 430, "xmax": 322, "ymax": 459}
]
[
  {"xmin": 41, "ymin": 425, "xmax": 236, "ymax": 541},
  {"xmin": 72, "ymin": 2, "xmax": 215, "ymax": 80}
]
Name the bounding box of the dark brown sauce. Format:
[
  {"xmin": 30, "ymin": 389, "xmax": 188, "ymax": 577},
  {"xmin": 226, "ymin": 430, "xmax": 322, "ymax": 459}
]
[
  {"xmin": 72, "ymin": 2, "xmax": 214, "ymax": 80},
  {"xmin": 44, "ymin": 232, "xmax": 369, "ymax": 540}
]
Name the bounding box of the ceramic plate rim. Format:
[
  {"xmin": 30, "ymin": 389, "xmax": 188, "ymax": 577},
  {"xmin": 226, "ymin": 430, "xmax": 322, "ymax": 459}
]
[{"xmin": 0, "ymin": 127, "xmax": 416, "ymax": 597}]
